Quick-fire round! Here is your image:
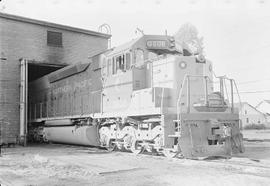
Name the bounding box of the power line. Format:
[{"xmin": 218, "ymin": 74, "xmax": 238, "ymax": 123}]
[
  {"xmin": 237, "ymin": 78, "xmax": 270, "ymax": 85},
  {"xmin": 237, "ymin": 90, "xmax": 270, "ymax": 94}
]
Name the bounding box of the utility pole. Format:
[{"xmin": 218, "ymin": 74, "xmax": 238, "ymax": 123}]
[{"xmin": 0, "ymin": 119, "xmax": 2, "ymax": 157}]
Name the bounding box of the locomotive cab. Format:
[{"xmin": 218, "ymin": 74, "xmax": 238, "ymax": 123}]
[{"xmin": 100, "ymin": 35, "xmax": 183, "ymax": 114}]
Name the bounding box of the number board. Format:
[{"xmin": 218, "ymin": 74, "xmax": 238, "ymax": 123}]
[{"xmin": 146, "ymin": 40, "xmax": 168, "ymax": 49}]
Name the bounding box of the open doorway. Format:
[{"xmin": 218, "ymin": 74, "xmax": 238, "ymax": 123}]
[
  {"xmin": 19, "ymin": 59, "xmax": 66, "ymax": 145},
  {"xmin": 28, "ymin": 61, "xmax": 65, "ymax": 82}
]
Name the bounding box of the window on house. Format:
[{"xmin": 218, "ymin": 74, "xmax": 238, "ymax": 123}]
[
  {"xmin": 245, "ymin": 110, "xmax": 247, "ymax": 114},
  {"xmin": 246, "ymin": 118, "xmax": 249, "ymax": 123},
  {"xmin": 47, "ymin": 31, "xmax": 63, "ymax": 47}
]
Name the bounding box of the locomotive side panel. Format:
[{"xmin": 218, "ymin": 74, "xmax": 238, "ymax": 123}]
[
  {"xmin": 29, "ymin": 60, "xmax": 103, "ymax": 121},
  {"xmin": 102, "ymin": 66, "xmax": 147, "ymax": 114},
  {"xmin": 50, "ymin": 71, "xmax": 91, "ymax": 117},
  {"xmin": 102, "ymin": 70, "xmax": 133, "ymax": 113},
  {"xmin": 50, "ymin": 61, "xmax": 102, "ymax": 117}
]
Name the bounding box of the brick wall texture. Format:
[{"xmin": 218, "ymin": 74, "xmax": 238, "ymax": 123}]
[{"xmin": 0, "ymin": 15, "xmax": 109, "ymax": 143}]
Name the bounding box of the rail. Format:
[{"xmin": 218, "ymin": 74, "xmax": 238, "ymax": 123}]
[{"xmin": 161, "ymin": 87, "xmax": 165, "ymax": 113}]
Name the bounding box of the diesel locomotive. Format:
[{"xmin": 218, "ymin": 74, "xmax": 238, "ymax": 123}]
[{"xmin": 28, "ymin": 34, "xmax": 244, "ymax": 158}]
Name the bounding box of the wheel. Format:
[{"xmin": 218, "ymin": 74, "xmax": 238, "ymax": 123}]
[
  {"xmin": 224, "ymin": 137, "xmax": 233, "ymax": 156},
  {"xmin": 125, "ymin": 135, "xmax": 143, "ymax": 154},
  {"xmin": 123, "ymin": 135, "xmax": 132, "ymax": 151},
  {"xmin": 130, "ymin": 140, "xmax": 143, "ymax": 155},
  {"xmin": 163, "ymin": 148, "xmax": 178, "ymax": 158},
  {"xmin": 238, "ymin": 133, "xmax": 245, "ymax": 153},
  {"xmin": 100, "ymin": 133, "xmax": 116, "ymax": 152},
  {"xmin": 123, "ymin": 135, "xmax": 143, "ymax": 154},
  {"xmin": 232, "ymin": 133, "xmax": 245, "ymax": 153},
  {"xmin": 105, "ymin": 139, "xmax": 116, "ymax": 152}
]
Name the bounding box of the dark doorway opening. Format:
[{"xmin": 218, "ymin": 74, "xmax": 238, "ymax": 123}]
[
  {"xmin": 25, "ymin": 61, "xmax": 67, "ymax": 145},
  {"xmin": 28, "ymin": 62, "xmax": 66, "ymax": 82}
]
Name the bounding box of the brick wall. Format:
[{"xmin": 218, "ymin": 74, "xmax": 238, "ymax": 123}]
[{"xmin": 0, "ymin": 15, "xmax": 109, "ymax": 143}]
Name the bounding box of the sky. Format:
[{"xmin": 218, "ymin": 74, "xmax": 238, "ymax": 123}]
[{"xmin": 1, "ymin": 0, "xmax": 270, "ymax": 106}]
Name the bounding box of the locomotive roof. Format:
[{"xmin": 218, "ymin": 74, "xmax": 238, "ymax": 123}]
[
  {"xmin": 106, "ymin": 34, "xmax": 180, "ymax": 56},
  {"xmin": 108, "ymin": 37, "xmax": 142, "ymax": 56},
  {"xmin": 48, "ymin": 62, "xmax": 90, "ymax": 83}
]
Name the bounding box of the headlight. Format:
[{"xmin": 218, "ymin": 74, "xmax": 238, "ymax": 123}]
[{"xmin": 179, "ymin": 61, "xmax": 187, "ymax": 69}]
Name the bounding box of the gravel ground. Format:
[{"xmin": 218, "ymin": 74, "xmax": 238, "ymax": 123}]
[{"xmin": 1, "ymin": 130, "xmax": 270, "ymax": 186}]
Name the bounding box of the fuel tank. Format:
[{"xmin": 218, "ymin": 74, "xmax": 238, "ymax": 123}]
[
  {"xmin": 44, "ymin": 125, "xmax": 100, "ymax": 146},
  {"xmin": 45, "ymin": 119, "xmax": 73, "ymax": 126}
]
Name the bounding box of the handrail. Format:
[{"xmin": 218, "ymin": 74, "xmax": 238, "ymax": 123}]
[
  {"xmin": 230, "ymin": 79, "xmax": 234, "ymax": 113},
  {"xmin": 30, "ymin": 90, "xmax": 103, "ymax": 121},
  {"xmin": 176, "ymin": 74, "xmax": 188, "ymax": 125},
  {"xmin": 233, "ymin": 79, "xmax": 243, "ymax": 114},
  {"xmin": 161, "ymin": 87, "xmax": 165, "ymax": 113},
  {"xmin": 177, "ymin": 75, "xmax": 213, "ymax": 119},
  {"xmin": 220, "ymin": 77, "xmax": 224, "ymax": 107},
  {"xmin": 224, "ymin": 79, "xmax": 230, "ymax": 107},
  {"xmin": 176, "ymin": 75, "xmax": 235, "ymax": 132},
  {"xmin": 204, "ymin": 76, "xmax": 209, "ymax": 107},
  {"xmin": 217, "ymin": 76, "xmax": 242, "ymax": 114}
]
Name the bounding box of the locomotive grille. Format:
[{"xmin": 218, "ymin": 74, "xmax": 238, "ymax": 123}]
[{"xmin": 135, "ymin": 80, "xmax": 140, "ymax": 88}]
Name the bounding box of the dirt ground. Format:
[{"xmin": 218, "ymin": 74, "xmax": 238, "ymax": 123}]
[{"xmin": 1, "ymin": 130, "xmax": 270, "ymax": 186}]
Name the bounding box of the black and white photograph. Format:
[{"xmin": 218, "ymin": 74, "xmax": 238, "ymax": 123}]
[{"xmin": 0, "ymin": 0, "xmax": 270, "ymax": 185}]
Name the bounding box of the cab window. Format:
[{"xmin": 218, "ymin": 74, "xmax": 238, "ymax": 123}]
[
  {"xmin": 102, "ymin": 58, "xmax": 106, "ymax": 75},
  {"xmin": 112, "ymin": 57, "xmax": 116, "ymax": 74},
  {"xmin": 116, "ymin": 55, "xmax": 125, "ymax": 73},
  {"xmin": 107, "ymin": 58, "xmax": 112, "ymax": 76},
  {"xmin": 148, "ymin": 51, "xmax": 158, "ymax": 60},
  {"xmin": 109, "ymin": 53, "xmax": 132, "ymax": 76},
  {"xmin": 135, "ymin": 49, "xmax": 144, "ymax": 66},
  {"xmin": 126, "ymin": 53, "xmax": 131, "ymax": 70}
]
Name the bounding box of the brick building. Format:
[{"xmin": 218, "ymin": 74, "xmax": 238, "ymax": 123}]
[{"xmin": 0, "ymin": 13, "xmax": 110, "ymax": 144}]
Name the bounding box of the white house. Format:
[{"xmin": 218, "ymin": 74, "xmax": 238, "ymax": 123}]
[
  {"xmin": 236, "ymin": 102, "xmax": 267, "ymax": 129},
  {"xmin": 256, "ymin": 100, "xmax": 270, "ymax": 123}
]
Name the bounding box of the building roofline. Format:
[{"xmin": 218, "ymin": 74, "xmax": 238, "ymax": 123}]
[
  {"xmin": 0, "ymin": 12, "xmax": 111, "ymax": 39},
  {"xmin": 255, "ymin": 101, "xmax": 264, "ymax": 108},
  {"xmin": 240, "ymin": 102, "xmax": 266, "ymax": 116},
  {"xmin": 247, "ymin": 103, "xmax": 265, "ymax": 115}
]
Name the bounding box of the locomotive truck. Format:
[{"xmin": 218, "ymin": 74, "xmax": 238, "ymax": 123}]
[{"xmin": 28, "ymin": 34, "xmax": 244, "ymax": 158}]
